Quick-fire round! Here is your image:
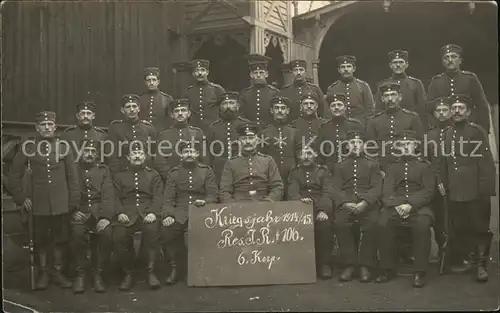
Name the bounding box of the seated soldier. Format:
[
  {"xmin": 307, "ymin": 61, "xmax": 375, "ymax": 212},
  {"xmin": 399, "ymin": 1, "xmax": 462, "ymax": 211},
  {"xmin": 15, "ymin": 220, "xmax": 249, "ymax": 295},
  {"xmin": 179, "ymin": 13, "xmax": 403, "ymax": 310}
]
[
  {"xmin": 160, "ymin": 141, "xmax": 218, "ymax": 285},
  {"xmin": 375, "ymin": 130, "xmax": 435, "ymax": 288},
  {"xmin": 287, "ymin": 146, "xmax": 334, "ymax": 279},
  {"xmin": 332, "ymin": 129, "xmax": 382, "ymax": 283}
]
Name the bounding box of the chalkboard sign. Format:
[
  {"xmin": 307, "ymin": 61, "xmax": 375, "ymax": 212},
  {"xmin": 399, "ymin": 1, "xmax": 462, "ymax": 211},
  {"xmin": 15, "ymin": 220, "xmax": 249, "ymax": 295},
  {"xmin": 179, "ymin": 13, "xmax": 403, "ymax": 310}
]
[{"xmin": 187, "ymin": 201, "xmax": 317, "ymax": 287}]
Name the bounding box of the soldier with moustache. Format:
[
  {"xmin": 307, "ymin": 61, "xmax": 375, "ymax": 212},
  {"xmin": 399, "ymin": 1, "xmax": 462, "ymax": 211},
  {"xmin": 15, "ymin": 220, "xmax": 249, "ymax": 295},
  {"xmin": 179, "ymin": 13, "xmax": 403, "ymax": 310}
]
[
  {"xmin": 112, "ymin": 142, "xmax": 163, "ymax": 291},
  {"xmin": 239, "ymin": 54, "xmax": 280, "ymax": 125},
  {"xmin": 287, "ymin": 146, "xmax": 334, "ymax": 279},
  {"xmin": 280, "ymin": 59, "xmax": 326, "ymax": 122},
  {"xmin": 139, "ymin": 67, "xmax": 174, "ymax": 131},
  {"xmin": 440, "ymin": 94, "xmax": 495, "ymax": 282},
  {"xmin": 326, "ymin": 55, "xmax": 374, "ymax": 126},
  {"xmin": 375, "ymin": 130, "xmax": 435, "ymax": 288},
  {"xmin": 182, "ymin": 59, "xmax": 226, "ymax": 133},
  {"xmin": 107, "ymin": 94, "xmax": 158, "ymax": 175},
  {"xmin": 209, "ymin": 92, "xmax": 250, "ymax": 184},
  {"xmin": 374, "ymin": 50, "xmax": 427, "ymax": 128},
  {"xmin": 317, "ymin": 93, "xmax": 363, "ymax": 171},
  {"xmin": 9, "ymin": 111, "xmax": 80, "ymax": 290},
  {"xmin": 71, "ymin": 139, "xmax": 114, "ymax": 294},
  {"xmin": 332, "ymin": 128, "xmax": 382, "ymax": 283},
  {"xmin": 220, "ymin": 123, "xmax": 284, "ymax": 203},
  {"xmin": 427, "ymin": 44, "xmax": 491, "ymax": 133},
  {"xmin": 160, "ymin": 141, "xmax": 218, "ymax": 285}
]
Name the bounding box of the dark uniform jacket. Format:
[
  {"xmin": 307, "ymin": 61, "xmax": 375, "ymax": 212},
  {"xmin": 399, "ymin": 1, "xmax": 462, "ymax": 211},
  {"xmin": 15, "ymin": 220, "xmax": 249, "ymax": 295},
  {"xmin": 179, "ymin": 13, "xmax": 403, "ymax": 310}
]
[
  {"xmin": 427, "ymin": 70, "xmax": 491, "ymax": 132},
  {"xmin": 239, "ymin": 84, "xmax": 279, "ymax": 125},
  {"xmin": 332, "ymin": 154, "xmax": 383, "ymax": 210},
  {"xmin": 290, "ymin": 116, "xmax": 328, "ymax": 153},
  {"xmin": 220, "ymin": 152, "xmax": 284, "ymax": 203},
  {"xmin": 182, "ymin": 80, "xmax": 225, "ymax": 132},
  {"xmin": 280, "ymin": 81, "xmax": 326, "ymax": 121},
  {"xmin": 162, "ymin": 163, "xmax": 218, "ymax": 224},
  {"xmin": 113, "ymin": 166, "xmax": 163, "ymax": 226},
  {"xmin": 425, "ymin": 121, "xmax": 452, "ymax": 182},
  {"xmin": 77, "ymin": 162, "xmax": 114, "ymax": 222},
  {"xmin": 326, "ymin": 77, "xmax": 374, "ymax": 124},
  {"xmin": 287, "ymin": 164, "xmax": 334, "ymax": 215},
  {"xmin": 9, "ymin": 138, "xmax": 80, "ymax": 216},
  {"xmin": 139, "ymin": 90, "xmax": 174, "ymax": 131},
  {"xmin": 382, "ymin": 157, "xmax": 435, "ymax": 217},
  {"xmin": 61, "ymin": 125, "xmax": 107, "ymax": 146},
  {"xmin": 440, "ymin": 121, "xmax": 495, "ymax": 202}
]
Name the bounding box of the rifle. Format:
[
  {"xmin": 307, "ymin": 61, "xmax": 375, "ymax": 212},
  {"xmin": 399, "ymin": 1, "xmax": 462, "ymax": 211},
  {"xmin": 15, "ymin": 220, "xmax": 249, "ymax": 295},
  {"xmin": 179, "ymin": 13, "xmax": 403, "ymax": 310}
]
[
  {"xmin": 24, "ymin": 159, "xmax": 36, "ymax": 290},
  {"xmin": 439, "ymin": 193, "xmax": 450, "ymax": 275}
]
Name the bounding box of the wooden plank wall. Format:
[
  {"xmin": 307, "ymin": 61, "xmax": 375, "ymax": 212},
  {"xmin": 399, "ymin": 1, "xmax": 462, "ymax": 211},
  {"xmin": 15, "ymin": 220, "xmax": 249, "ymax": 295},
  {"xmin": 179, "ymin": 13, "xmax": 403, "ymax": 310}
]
[{"xmin": 2, "ymin": 0, "xmax": 186, "ymax": 127}]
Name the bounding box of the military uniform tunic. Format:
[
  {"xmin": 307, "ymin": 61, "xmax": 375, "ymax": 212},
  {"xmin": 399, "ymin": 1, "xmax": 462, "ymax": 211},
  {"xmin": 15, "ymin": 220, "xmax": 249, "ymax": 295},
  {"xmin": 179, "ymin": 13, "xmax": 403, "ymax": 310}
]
[
  {"xmin": 238, "ymin": 84, "xmax": 279, "ymax": 125},
  {"xmin": 61, "ymin": 125, "xmax": 107, "ymax": 148},
  {"xmin": 280, "ymin": 82, "xmax": 326, "ymax": 121},
  {"xmin": 139, "ymin": 90, "xmax": 174, "ymax": 131},
  {"xmin": 290, "ymin": 116, "xmax": 328, "ymax": 153},
  {"xmin": 326, "ymin": 78, "xmax": 374, "ymax": 124},
  {"xmin": 182, "ymin": 80, "xmax": 225, "ymax": 132}
]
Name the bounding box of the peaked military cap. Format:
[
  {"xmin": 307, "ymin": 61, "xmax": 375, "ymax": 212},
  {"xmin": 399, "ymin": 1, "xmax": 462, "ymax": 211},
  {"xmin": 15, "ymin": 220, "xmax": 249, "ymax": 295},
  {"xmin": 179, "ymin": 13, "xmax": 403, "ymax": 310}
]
[
  {"xmin": 388, "ymin": 50, "xmax": 409, "ymax": 62},
  {"xmin": 170, "ymin": 98, "xmax": 190, "ymax": 110},
  {"xmin": 246, "ymin": 54, "xmax": 271, "ymax": 71},
  {"xmin": 143, "ymin": 67, "xmax": 160, "ymax": 78},
  {"xmin": 270, "ymin": 96, "xmax": 292, "ymax": 108},
  {"xmin": 35, "ymin": 111, "xmax": 56, "ymax": 123},
  {"xmin": 300, "ymin": 92, "xmax": 320, "ymax": 103},
  {"xmin": 121, "ymin": 94, "xmax": 140, "ymax": 106},
  {"xmin": 123, "ymin": 141, "xmax": 146, "ymax": 155},
  {"xmin": 336, "ymin": 55, "xmax": 356, "ymax": 66},
  {"xmin": 289, "ymin": 59, "xmax": 307, "ymax": 69},
  {"xmin": 81, "ymin": 138, "xmax": 100, "ymax": 150},
  {"xmin": 236, "ymin": 122, "xmax": 259, "ymax": 137},
  {"xmin": 190, "ymin": 59, "xmax": 210, "ymax": 70},
  {"xmin": 218, "ymin": 91, "xmax": 239, "ymax": 105},
  {"xmin": 429, "ymin": 96, "xmax": 452, "ymax": 113},
  {"xmin": 178, "ymin": 140, "xmax": 199, "ymax": 152},
  {"xmin": 449, "ymin": 94, "xmax": 473, "ymax": 108},
  {"xmin": 326, "ymin": 93, "xmax": 346, "ymax": 104},
  {"xmin": 346, "ymin": 128, "xmax": 366, "ymax": 140},
  {"xmin": 379, "ymin": 80, "xmax": 401, "ymax": 93},
  {"xmin": 76, "ymin": 101, "xmax": 96, "ymax": 112},
  {"xmin": 441, "ymin": 44, "xmax": 463, "ymax": 56}
]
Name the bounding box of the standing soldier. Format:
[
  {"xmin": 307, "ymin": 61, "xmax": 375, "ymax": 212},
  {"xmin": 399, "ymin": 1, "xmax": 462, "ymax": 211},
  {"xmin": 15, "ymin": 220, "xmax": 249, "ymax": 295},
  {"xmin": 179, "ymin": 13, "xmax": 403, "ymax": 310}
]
[
  {"xmin": 375, "ymin": 130, "xmax": 435, "ymax": 288},
  {"xmin": 139, "ymin": 67, "xmax": 174, "ymax": 131},
  {"xmin": 326, "ymin": 55, "xmax": 374, "ymax": 125},
  {"xmin": 239, "ymin": 54, "xmax": 280, "ymax": 125},
  {"xmin": 9, "ymin": 111, "xmax": 80, "ymax": 290},
  {"xmin": 160, "ymin": 141, "xmax": 218, "ymax": 285},
  {"xmin": 427, "ymin": 44, "xmax": 491, "ymax": 133},
  {"xmin": 71, "ymin": 139, "xmax": 114, "ymax": 294},
  {"xmin": 332, "ymin": 129, "xmax": 382, "ymax": 283},
  {"xmin": 440, "ymin": 94, "xmax": 495, "ymax": 282},
  {"xmin": 318, "ymin": 93, "xmax": 363, "ymax": 170},
  {"xmin": 107, "ymin": 94, "xmax": 158, "ymax": 175},
  {"xmin": 183, "ymin": 59, "xmax": 225, "ymax": 133},
  {"xmin": 220, "ymin": 123, "xmax": 284, "ymax": 203},
  {"xmin": 209, "ymin": 92, "xmax": 250, "ymax": 183},
  {"xmin": 287, "ymin": 146, "xmax": 334, "ymax": 279},
  {"xmin": 374, "ymin": 50, "xmax": 427, "ymax": 128},
  {"xmin": 280, "ymin": 59, "xmax": 326, "ymax": 122},
  {"xmin": 112, "ymin": 142, "xmax": 163, "ymax": 291}
]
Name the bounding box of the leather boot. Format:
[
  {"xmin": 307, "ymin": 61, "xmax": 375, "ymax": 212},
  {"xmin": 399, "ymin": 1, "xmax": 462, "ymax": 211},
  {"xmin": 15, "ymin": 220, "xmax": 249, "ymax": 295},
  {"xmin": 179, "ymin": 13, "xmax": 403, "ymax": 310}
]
[
  {"xmin": 72, "ymin": 268, "xmax": 85, "ymax": 294},
  {"xmin": 359, "ymin": 266, "xmax": 371, "ymax": 283},
  {"xmin": 35, "ymin": 251, "xmax": 50, "ymax": 290},
  {"xmin": 147, "ymin": 250, "xmax": 161, "ymax": 289},
  {"xmin": 412, "ymin": 271, "xmax": 427, "ymax": 288},
  {"xmin": 118, "ymin": 271, "xmax": 134, "ymax": 291},
  {"xmin": 52, "ymin": 247, "xmax": 72, "ymax": 288},
  {"xmin": 92, "ymin": 270, "xmax": 106, "ymax": 293},
  {"xmin": 476, "ymin": 244, "xmax": 489, "ymax": 283},
  {"xmin": 318, "ymin": 265, "xmax": 332, "ymax": 280},
  {"xmin": 164, "ymin": 245, "xmax": 178, "ymax": 285},
  {"xmin": 339, "ymin": 266, "xmax": 355, "ymax": 282}
]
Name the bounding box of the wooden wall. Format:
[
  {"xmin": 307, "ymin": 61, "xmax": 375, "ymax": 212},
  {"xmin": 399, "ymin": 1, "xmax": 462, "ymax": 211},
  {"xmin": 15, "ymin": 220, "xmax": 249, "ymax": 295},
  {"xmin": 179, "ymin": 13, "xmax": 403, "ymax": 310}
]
[{"xmin": 2, "ymin": 0, "xmax": 186, "ymax": 127}]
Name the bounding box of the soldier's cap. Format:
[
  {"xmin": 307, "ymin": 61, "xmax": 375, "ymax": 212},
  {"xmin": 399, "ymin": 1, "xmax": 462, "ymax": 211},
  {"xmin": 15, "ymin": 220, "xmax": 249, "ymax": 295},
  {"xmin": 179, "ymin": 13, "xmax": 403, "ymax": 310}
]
[
  {"xmin": 289, "ymin": 59, "xmax": 307, "ymax": 69},
  {"xmin": 143, "ymin": 67, "xmax": 160, "ymax": 78},
  {"xmin": 378, "ymin": 80, "xmax": 401, "ymax": 93},
  {"xmin": 76, "ymin": 101, "xmax": 96, "ymax": 112},
  {"xmin": 217, "ymin": 92, "xmax": 240, "ymax": 105},
  {"xmin": 270, "ymin": 96, "xmax": 292, "ymax": 108},
  {"xmin": 441, "ymin": 44, "xmax": 462, "ymax": 56},
  {"xmin": 326, "ymin": 93, "xmax": 346, "ymax": 104},
  {"xmin": 396, "ymin": 130, "xmax": 418, "ymax": 141},
  {"xmin": 388, "ymin": 50, "xmax": 409, "ymax": 62},
  {"xmin": 429, "ymin": 96, "xmax": 452, "ymax": 113},
  {"xmin": 246, "ymin": 54, "xmax": 271, "ymax": 71},
  {"xmin": 336, "ymin": 55, "xmax": 356, "ymax": 66},
  {"xmin": 35, "ymin": 111, "xmax": 56, "ymax": 123},
  {"xmin": 81, "ymin": 139, "xmax": 101, "ymax": 151},
  {"xmin": 121, "ymin": 94, "xmax": 140, "ymax": 106},
  {"xmin": 449, "ymin": 94, "xmax": 473, "ymax": 108},
  {"xmin": 178, "ymin": 140, "xmax": 199, "ymax": 152},
  {"xmin": 190, "ymin": 59, "xmax": 210, "ymax": 70},
  {"xmin": 236, "ymin": 122, "xmax": 259, "ymax": 137},
  {"xmin": 170, "ymin": 98, "xmax": 190, "ymax": 110},
  {"xmin": 123, "ymin": 141, "xmax": 146, "ymax": 154},
  {"xmin": 346, "ymin": 129, "xmax": 367, "ymax": 140},
  {"xmin": 300, "ymin": 92, "xmax": 320, "ymax": 103}
]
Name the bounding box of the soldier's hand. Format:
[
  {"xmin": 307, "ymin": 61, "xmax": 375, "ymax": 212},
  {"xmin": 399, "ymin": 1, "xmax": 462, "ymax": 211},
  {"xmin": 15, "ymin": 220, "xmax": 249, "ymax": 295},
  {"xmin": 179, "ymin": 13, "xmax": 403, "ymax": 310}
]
[
  {"xmin": 118, "ymin": 214, "xmax": 129, "ymax": 224},
  {"xmin": 73, "ymin": 211, "xmax": 87, "ymax": 222},
  {"xmin": 353, "ymin": 201, "xmax": 368, "ymax": 215},
  {"xmin": 301, "ymin": 198, "xmax": 313, "ymax": 205},
  {"xmin": 143, "ymin": 213, "xmax": 156, "ymax": 224},
  {"xmin": 438, "ymin": 183, "xmax": 446, "ymax": 196},
  {"xmin": 380, "ymin": 171, "xmax": 386, "ymax": 179},
  {"xmin": 193, "ymin": 199, "xmax": 206, "ymax": 207},
  {"xmin": 163, "ymin": 216, "xmax": 175, "ymax": 227},
  {"xmin": 342, "ymin": 202, "xmax": 357, "ymax": 213},
  {"xmin": 316, "ymin": 211, "xmax": 328, "ymax": 221},
  {"xmin": 23, "ymin": 198, "xmax": 32, "ymax": 211},
  {"xmin": 96, "ymin": 219, "xmax": 110, "ymax": 232}
]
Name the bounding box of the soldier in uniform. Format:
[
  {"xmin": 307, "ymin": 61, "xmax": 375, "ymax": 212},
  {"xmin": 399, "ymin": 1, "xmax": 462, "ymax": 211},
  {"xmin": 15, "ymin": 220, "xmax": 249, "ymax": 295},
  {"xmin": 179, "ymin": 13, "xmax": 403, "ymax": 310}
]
[
  {"xmin": 287, "ymin": 146, "xmax": 334, "ymax": 279},
  {"xmin": 139, "ymin": 67, "xmax": 174, "ymax": 131},
  {"xmin": 209, "ymin": 91, "xmax": 250, "ymax": 183},
  {"xmin": 280, "ymin": 59, "xmax": 326, "ymax": 121},
  {"xmin": 375, "ymin": 130, "xmax": 435, "ymax": 288},
  {"xmin": 182, "ymin": 59, "xmax": 226, "ymax": 133},
  {"xmin": 220, "ymin": 122, "xmax": 284, "ymax": 203},
  {"xmin": 332, "ymin": 129, "xmax": 382, "ymax": 283},
  {"xmin": 154, "ymin": 98, "xmax": 207, "ymax": 180},
  {"xmin": 326, "ymin": 55, "xmax": 374, "ymax": 125},
  {"xmin": 374, "ymin": 50, "xmax": 427, "ymax": 128},
  {"xmin": 9, "ymin": 111, "xmax": 79, "ymax": 290},
  {"xmin": 107, "ymin": 94, "xmax": 158, "ymax": 175},
  {"xmin": 367, "ymin": 81, "xmax": 424, "ymax": 171},
  {"xmin": 239, "ymin": 54, "xmax": 280, "ymax": 125},
  {"xmin": 112, "ymin": 142, "xmax": 163, "ymax": 290},
  {"xmin": 317, "ymin": 93, "xmax": 363, "ymax": 170},
  {"xmin": 71, "ymin": 139, "xmax": 114, "ymax": 293},
  {"xmin": 427, "ymin": 44, "xmax": 491, "ymax": 133},
  {"xmin": 440, "ymin": 94, "xmax": 495, "ymax": 282},
  {"xmin": 160, "ymin": 141, "xmax": 218, "ymax": 285},
  {"xmin": 290, "ymin": 92, "xmax": 328, "ymax": 153}
]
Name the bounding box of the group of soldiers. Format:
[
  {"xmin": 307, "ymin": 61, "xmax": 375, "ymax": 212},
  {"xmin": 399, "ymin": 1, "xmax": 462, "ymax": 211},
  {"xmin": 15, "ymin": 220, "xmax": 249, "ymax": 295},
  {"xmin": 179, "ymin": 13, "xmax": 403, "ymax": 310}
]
[{"xmin": 7, "ymin": 43, "xmax": 496, "ymax": 293}]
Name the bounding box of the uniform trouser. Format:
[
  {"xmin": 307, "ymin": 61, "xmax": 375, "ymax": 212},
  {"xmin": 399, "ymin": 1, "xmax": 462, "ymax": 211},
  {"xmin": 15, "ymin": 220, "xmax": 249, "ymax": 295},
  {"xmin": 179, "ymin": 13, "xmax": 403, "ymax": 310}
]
[
  {"xmin": 160, "ymin": 222, "xmax": 188, "ymax": 263},
  {"xmin": 334, "ymin": 207, "xmax": 379, "ymax": 268},
  {"xmin": 112, "ymin": 219, "xmax": 160, "ymax": 271},
  {"xmin": 377, "ymin": 208, "xmax": 432, "ymax": 273},
  {"xmin": 431, "ymin": 194, "xmax": 447, "ymax": 250},
  {"xmin": 70, "ymin": 216, "xmax": 112, "ymax": 272},
  {"xmin": 315, "ymin": 219, "xmax": 333, "ymax": 267},
  {"xmin": 34, "ymin": 214, "xmax": 70, "ymax": 251}
]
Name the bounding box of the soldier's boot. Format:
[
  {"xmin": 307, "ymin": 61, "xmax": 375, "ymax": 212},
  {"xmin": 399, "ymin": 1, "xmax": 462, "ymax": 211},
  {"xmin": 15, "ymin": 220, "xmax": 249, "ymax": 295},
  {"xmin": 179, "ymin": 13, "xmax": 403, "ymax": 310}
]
[
  {"xmin": 476, "ymin": 241, "xmax": 491, "ymax": 283},
  {"xmin": 118, "ymin": 270, "xmax": 134, "ymax": 291},
  {"xmin": 52, "ymin": 247, "xmax": 72, "ymax": 288},
  {"xmin": 72, "ymin": 268, "xmax": 85, "ymax": 294},
  {"xmin": 147, "ymin": 250, "xmax": 161, "ymax": 289},
  {"xmin": 163, "ymin": 245, "xmax": 178, "ymax": 285},
  {"xmin": 35, "ymin": 252, "xmax": 50, "ymax": 290},
  {"xmin": 92, "ymin": 270, "xmax": 106, "ymax": 293},
  {"xmin": 339, "ymin": 266, "xmax": 355, "ymax": 282}
]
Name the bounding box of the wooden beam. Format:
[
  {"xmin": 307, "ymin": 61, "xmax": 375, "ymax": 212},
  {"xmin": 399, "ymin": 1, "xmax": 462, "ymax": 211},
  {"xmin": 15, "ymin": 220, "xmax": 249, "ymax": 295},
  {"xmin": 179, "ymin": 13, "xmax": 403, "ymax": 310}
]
[
  {"xmin": 185, "ymin": 1, "xmax": 215, "ymax": 34},
  {"xmin": 275, "ymin": 4, "xmax": 288, "ymax": 32},
  {"xmin": 263, "ymin": 1, "xmax": 276, "ymax": 21}
]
